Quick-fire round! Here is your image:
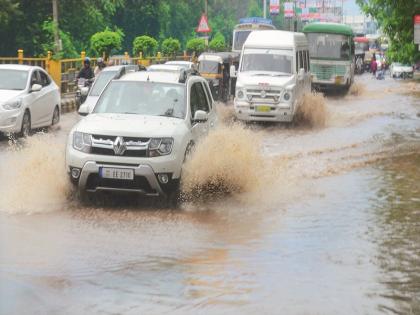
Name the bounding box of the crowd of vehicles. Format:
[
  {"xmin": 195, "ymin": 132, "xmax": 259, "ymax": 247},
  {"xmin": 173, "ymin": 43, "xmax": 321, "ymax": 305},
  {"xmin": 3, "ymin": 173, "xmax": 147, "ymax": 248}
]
[{"xmin": 3, "ymin": 18, "xmax": 418, "ymax": 205}]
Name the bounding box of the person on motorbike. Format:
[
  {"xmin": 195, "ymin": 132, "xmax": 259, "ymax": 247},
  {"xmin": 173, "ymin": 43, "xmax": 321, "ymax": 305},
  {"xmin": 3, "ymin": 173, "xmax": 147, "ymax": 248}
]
[
  {"xmin": 76, "ymin": 57, "xmax": 94, "ymax": 80},
  {"xmin": 94, "ymin": 57, "xmax": 106, "ymax": 76}
]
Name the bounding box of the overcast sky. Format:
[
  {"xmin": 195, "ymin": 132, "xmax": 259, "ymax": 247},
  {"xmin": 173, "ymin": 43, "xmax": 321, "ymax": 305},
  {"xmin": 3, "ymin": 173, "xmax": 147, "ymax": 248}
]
[{"xmin": 343, "ymin": 0, "xmax": 362, "ymax": 15}]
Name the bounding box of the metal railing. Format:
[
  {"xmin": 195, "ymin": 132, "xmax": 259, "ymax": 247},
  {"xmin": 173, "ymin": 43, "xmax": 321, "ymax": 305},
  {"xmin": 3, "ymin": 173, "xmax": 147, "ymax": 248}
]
[{"xmin": 0, "ymin": 50, "xmax": 195, "ymax": 97}]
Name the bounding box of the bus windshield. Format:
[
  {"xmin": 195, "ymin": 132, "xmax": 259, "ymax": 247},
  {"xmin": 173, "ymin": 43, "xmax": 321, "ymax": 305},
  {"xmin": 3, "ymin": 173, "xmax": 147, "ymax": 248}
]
[
  {"xmin": 307, "ymin": 33, "xmax": 351, "ymax": 60},
  {"xmin": 233, "ymin": 30, "xmax": 252, "ymax": 51}
]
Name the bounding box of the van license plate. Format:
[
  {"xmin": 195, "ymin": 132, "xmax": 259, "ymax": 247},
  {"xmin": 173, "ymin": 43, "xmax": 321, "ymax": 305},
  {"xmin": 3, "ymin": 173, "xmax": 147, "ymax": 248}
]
[
  {"xmin": 100, "ymin": 168, "xmax": 134, "ymax": 180},
  {"xmin": 256, "ymin": 106, "xmax": 271, "ymax": 112}
]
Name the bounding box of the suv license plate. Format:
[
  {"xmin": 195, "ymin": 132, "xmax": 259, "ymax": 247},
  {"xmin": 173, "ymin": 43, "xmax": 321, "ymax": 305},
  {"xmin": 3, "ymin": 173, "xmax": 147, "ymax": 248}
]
[
  {"xmin": 100, "ymin": 168, "xmax": 134, "ymax": 180},
  {"xmin": 256, "ymin": 105, "xmax": 271, "ymax": 112}
]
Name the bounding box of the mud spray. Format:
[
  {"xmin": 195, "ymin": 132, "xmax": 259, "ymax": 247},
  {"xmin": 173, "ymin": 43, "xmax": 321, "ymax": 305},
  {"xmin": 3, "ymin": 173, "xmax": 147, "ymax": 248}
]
[
  {"xmin": 0, "ymin": 133, "xmax": 71, "ymax": 214},
  {"xmin": 294, "ymin": 92, "xmax": 327, "ymax": 128},
  {"xmin": 348, "ymin": 82, "xmax": 366, "ymax": 97}
]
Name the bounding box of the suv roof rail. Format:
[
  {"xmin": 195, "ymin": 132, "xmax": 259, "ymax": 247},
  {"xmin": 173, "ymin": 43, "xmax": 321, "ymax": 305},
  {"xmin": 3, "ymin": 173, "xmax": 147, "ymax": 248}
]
[{"xmin": 179, "ymin": 68, "xmax": 200, "ymax": 83}]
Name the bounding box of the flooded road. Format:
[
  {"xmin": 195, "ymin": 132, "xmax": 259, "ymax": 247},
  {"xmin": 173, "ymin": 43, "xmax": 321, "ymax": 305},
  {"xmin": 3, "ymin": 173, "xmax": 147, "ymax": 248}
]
[{"xmin": 0, "ymin": 75, "xmax": 419, "ymax": 314}]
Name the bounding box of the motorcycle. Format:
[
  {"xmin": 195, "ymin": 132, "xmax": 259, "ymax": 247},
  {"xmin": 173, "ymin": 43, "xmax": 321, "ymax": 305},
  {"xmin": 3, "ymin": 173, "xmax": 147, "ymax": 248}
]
[{"xmin": 75, "ymin": 77, "xmax": 94, "ymax": 109}]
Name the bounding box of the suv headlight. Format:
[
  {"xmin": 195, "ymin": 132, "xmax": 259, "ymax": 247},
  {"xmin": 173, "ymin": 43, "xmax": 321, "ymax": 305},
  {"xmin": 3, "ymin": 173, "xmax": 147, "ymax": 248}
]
[
  {"xmin": 3, "ymin": 99, "xmax": 22, "ymax": 110},
  {"xmin": 148, "ymin": 138, "xmax": 173, "ymax": 157},
  {"xmin": 73, "ymin": 132, "xmax": 92, "ymax": 153},
  {"xmin": 236, "ymin": 88, "xmax": 246, "ymax": 100}
]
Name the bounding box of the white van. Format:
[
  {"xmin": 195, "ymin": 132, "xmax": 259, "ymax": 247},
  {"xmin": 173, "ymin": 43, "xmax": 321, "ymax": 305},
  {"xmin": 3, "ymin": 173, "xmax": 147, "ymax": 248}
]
[{"xmin": 231, "ymin": 30, "xmax": 311, "ymax": 122}]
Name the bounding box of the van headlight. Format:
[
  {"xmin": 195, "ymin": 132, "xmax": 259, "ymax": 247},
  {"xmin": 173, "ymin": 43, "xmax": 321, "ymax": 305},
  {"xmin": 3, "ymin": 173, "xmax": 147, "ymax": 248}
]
[
  {"xmin": 73, "ymin": 132, "xmax": 92, "ymax": 153},
  {"xmin": 283, "ymin": 91, "xmax": 292, "ymax": 102},
  {"xmin": 148, "ymin": 138, "xmax": 174, "ymax": 157},
  {"xmin": 3, "ymin": 98, "xmax": 22, "ymax": 110},
  {"xmin": 236, "ymin": 88, "xmax": 246, "ymax": 100}
]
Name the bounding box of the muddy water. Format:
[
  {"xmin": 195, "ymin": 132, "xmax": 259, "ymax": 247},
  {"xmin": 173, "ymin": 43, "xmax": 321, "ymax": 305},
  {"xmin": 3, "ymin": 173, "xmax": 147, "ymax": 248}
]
[{"xmin": 0, "ymin": 75, "xmax": 419, "ymax": 315}]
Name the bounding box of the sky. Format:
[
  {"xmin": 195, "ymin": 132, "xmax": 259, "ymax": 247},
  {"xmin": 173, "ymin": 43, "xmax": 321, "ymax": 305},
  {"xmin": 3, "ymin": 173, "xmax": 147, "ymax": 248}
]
[{"xmin": 343, "ymin": 0, "xmax": 362, "ymax": 15}]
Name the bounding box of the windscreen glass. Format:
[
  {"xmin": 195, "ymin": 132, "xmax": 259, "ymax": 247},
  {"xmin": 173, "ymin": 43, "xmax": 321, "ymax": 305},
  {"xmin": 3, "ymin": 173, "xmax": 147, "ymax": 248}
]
[
  {"xmin": 241, "ymin": 49, "xmax": 293, "ymax": 74},
  {"xmin": 199, "ymin": 61, "xmax": 220, "ymax": 73},
  {"xmin": 307, "ymin": 33, "xmax": 351, "ymax": 60},
  {"xmin": 94, "ymin": 81, "xmax": 186, "ymax": 119},
  {"xmin": 233, "ymin": 30, "xmax": 252, "ymax": 51},
  {"xmin": 0, "ymin": 69, "xmax": 28, "ymax": 90}
]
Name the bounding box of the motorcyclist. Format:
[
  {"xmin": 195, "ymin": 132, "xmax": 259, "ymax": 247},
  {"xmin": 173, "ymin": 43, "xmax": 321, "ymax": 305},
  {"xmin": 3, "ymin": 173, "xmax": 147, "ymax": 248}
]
[
  {"xmin": 76, "ymin": 57, "xmax": 94, "ymax": 80},
  {"xmin": 94, "ymin": 57, "xmax": 106, "ymax": 76}
]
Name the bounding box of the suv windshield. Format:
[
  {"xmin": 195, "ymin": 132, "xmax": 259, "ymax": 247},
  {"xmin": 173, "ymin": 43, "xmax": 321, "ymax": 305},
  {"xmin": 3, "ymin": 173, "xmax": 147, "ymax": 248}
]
[
  {"xmin": 307, "ymin": 33, "xmax": 350, "ymax": 60},
  {"xmin": 241, "ymin": 48, "xmax": 293, "ymax": 74},
  {"xmin": 94, "ymin": 81, "xmax": 186, "ymax": 119},
  {"xmin": 0, "ymin": 69, "xmax": 28, "ymax": 90},
  {"xmin": 89, "ymin": 71, "xmax": 118, "ymax": 96}
]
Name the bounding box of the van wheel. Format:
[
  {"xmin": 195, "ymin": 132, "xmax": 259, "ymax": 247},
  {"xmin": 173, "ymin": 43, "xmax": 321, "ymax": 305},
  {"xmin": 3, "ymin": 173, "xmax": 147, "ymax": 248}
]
[
  {"xmin": 20, "ymin": 110, "xmax": 31, "ymax": 137},
  {"xmin": 52, "ymin": 106, "xmax": 60, "ymax": 125}
]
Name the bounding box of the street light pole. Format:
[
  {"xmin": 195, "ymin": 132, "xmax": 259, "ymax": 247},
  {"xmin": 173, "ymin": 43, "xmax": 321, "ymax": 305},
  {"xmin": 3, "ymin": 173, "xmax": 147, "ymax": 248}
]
[
  {"xmin": 52, "ymin": 0, "xmax": 60, "ymax": 54},
  {"xmin": 263, "ymin": 0, "xmax": 267, "ymax": 19}
]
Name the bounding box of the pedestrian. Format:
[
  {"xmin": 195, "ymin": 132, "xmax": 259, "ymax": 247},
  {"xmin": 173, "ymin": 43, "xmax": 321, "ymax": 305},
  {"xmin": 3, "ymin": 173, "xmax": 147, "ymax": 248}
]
[{"xmin": 370, "ymin": 55, "xmax": 377, "ymax": 77}]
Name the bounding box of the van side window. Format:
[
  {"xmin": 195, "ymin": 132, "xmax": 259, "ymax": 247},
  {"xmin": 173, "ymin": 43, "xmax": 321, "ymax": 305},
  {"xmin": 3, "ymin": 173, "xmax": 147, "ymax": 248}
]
[
  {"xmin": 298, "ymin": 51, "xmax": 304, "ymax": 71},
  {"xmin": 306, "ymin": 51, "xmax": 310, "ymax": 71},
  {"xmin": 296, "ymin": 52, "xmax": 299, "ymax": 72}
]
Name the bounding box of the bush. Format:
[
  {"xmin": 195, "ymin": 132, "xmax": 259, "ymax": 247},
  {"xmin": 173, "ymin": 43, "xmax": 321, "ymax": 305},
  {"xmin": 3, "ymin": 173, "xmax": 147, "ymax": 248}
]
[
  {"xmin": 90, "ymin": 28, "xmax": 123, "ymax": 59},
  {"xmin": 209, "ymin": 32, "xmax": 226, "ymax": 52},
  {"xmin": 161, "ymin": 37, "xmax": 181, "ymax": 57},
  {"xmin": 132, "ymin": 35, "xmax": 158, "ymax": 57},
  {"xmin": 186, "ymin": 38, "xmax": 206, "ymax": 55}
]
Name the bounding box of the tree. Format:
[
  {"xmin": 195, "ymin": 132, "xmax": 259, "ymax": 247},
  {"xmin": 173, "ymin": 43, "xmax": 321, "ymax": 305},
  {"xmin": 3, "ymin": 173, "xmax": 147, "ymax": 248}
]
[
  {"xmin": 356, "ymin": 0, "xmax": 420, "ymax": 63},
  {"xmin": 90, "ymin": 28, "xmax": 124, "ymax": 59},
  {"xmin": 186, "ymin": 38, "xmax": 206, "ymax": 55},
  {"xmin": 0, "ymin": 0, "xmax": 20, "ymax": 28},
  {"xmin": 161, "ymin": 37, "xmax": 181, "ymax": 57},
  {"xmin": 132, "ymin": 35, "xmax": 158, "ymax": 57},
  {"xmin": 209, "ymin": 32, "xmax": 226, "ymax": 51},
  {"xmin": 41, "ymin": 20, "xmax": 78, "ymax": 59}
]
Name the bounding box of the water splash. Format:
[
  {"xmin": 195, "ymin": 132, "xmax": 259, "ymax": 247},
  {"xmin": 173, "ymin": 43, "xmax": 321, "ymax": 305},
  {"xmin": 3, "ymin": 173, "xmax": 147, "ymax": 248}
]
[
  {"xmin": 294, "ymin": 92, "xmax": 327, "ymax": 128},
  {"xmin": 0, "ymin": 133, "xmax": 72, "ymax": 214}
]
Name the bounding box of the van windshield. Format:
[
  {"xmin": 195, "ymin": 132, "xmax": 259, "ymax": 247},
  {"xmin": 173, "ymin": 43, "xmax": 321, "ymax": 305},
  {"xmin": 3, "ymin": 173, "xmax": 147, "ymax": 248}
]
[{"xmin": 241, "ymin": 48, "xmax": 293, "ymax": 74}]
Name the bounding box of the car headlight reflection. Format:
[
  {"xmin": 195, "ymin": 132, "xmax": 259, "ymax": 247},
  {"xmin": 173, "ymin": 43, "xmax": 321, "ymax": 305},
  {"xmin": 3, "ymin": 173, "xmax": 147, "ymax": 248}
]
[
  {"xmin": 73, "ymin": 132, "xmax": 92, "ymax": 153},
  {"xmin": 2, "ymin": 99, "xmax": 22, "ymax": 110},
  {"xmin": 148, "ymin": 138, "xmax": 174, "ymax": 157}
]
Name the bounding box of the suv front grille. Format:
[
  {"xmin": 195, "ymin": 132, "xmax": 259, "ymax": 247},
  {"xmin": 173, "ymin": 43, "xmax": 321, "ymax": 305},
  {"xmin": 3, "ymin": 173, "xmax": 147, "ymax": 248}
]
[{"xmin": 90, "ymin": 134, "xmax": 150, "ymax": 157}]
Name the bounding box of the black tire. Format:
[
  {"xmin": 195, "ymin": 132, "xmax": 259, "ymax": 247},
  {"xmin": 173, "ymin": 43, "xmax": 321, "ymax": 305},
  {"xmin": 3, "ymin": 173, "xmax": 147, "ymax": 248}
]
[
  {"xmin": 52, "ymin": 106, "xmax": 60, "ymax": 125},
  {"xmin": 77, "ymin": 188, "xmax": 92, "ymax": 205},
  {"xmin": 164, "ymin": 179, "xmax": 181, "ymax": 208},
  {"xmin": 20, "ymin": 110, "xmax": 31, "ymax": 137}
]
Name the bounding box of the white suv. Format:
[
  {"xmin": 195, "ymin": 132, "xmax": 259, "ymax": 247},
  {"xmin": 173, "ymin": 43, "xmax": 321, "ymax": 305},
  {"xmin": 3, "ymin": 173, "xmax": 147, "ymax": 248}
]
[{"xmin": 66, "ymin": 69, "xmax": 217, "ymax": 205}]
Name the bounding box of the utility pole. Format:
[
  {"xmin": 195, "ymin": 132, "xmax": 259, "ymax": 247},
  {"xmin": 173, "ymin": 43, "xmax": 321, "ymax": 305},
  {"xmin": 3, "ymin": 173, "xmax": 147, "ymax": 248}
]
[
  {"xmin": 205, "ymin": 0, "xmax": 208, "ymax": 16},
  {"xmin": 263, "ymin": 0, "xmax": 267, "ymax": 19},
  {"xmin": 52, "ymin": 0, "xmax": 60, "ymax": 54}
]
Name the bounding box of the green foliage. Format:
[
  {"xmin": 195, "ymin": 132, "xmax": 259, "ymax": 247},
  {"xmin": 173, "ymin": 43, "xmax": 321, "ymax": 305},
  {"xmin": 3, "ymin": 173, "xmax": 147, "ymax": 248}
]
[
  {"xmin": 186, "ymin": 38, "xmax": 206, "ymax": 54},
  {"xmin": 90, "ymin": 28, "xmax": 124, "ymax": 59},
  {"xmin": 356, "ymin": 0, "xmax": 420, "ymax": 64},
  {"xmin": 209, "ymin": 32, "xmax": 226, "ymax": 52},
  {"xmin": 161, "ymin": 37, "xmax": 181, "ymax": 57},
  {"xmin": 40, "ymin": 20, "xmax": 78, "ymax": 59},
  {"xmin": 0, "ymin": 0, "xmax": 20, "ymax": 28},
  {"xmin": 132, "ymin": 35, "xmax": 158, "ymax": 57}
]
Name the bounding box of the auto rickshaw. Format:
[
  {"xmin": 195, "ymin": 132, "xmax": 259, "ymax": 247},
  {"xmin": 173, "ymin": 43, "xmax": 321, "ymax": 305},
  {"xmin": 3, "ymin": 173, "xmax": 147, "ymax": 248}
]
[{"xmin": 197, "ymin": 52, "xmax": 239, "ymax": 102}]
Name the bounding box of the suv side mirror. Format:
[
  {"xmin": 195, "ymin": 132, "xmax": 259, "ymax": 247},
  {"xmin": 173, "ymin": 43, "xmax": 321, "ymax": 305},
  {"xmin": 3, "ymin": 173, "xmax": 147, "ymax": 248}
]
[
  {"xmin": 193, "ymin": 110, "xmax": 208, "ymax": 122},
  {"xmin": 78, "ymin": 103, "xmax": 90, "ymax": 116},
  {"xmin": 31, "ymin": 84, "xmax": 42, "ymax": 92},
  {"xmin": 230, "ymin": 65, "xmax": 237, "ymax": 78},
  {"xmin": 81, "ymin": 86, "xmax": 89, "ymax": 96}
]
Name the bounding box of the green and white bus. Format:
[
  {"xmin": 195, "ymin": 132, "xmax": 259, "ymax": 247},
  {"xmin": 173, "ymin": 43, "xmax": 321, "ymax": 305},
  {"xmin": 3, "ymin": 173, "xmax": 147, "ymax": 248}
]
[{"xmin": 303, "ymin": 22, "xmax": 355, "ymax": 91}]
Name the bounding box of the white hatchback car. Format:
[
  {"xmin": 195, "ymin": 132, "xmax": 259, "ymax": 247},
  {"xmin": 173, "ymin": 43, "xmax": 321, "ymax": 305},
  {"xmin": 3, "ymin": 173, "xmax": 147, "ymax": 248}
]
[
  {"xmin": 0, "ymin": 64, "xmax": 61, "ymax": 136},
  {"xmin": 66, "ymin": 69, "xmax": 217, "ymax": 205}
]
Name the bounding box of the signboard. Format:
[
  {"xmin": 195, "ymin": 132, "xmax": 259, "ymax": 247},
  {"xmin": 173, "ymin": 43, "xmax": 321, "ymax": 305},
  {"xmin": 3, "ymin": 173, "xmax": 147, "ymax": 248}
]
[
  {"xmin": 239, "ymin": 17, "xmax": 273, "ymax": 25},
  {"xmin": 415, "ymin": 14, "xmax": 420, "ymax": 44},
  {"xmin": 270, "ymin": 0, "xmax": 280, "ymax": 15},
  {"xmin": 196, "ymin": 14, "xmax": 211, "ymax": 33},
  {"xmin": 284, "ymin": 2, "xmax": 294, "ymax": 18}
]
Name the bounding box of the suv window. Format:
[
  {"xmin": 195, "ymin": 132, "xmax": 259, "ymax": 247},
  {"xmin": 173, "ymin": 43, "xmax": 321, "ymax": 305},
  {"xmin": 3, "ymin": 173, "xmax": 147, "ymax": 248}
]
[
  {"xmin": 190, "ymin": 82, "xmax": 210, "ymax": 117},
  {"xmin": 202, "ymin": 82, "xmax": 213, "ymax": 109},
  {"xmin": 39, "ymin": 71, "xmax": 51, "ymax": 86}
]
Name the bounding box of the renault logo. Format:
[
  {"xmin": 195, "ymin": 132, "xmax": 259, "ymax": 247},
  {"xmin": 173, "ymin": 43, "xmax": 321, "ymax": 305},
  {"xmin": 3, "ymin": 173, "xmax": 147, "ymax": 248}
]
[{"xmin": 113, "ymin": 136, "xmax": 126, "ymax": 155}]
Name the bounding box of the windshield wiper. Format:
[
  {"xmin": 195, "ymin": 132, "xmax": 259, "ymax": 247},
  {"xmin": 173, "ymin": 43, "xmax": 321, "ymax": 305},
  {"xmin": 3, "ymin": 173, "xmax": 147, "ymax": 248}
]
[
  {"xmin": 272, "ymin": 73, "xmax": 291, "ymax": 76},
  {"xmin": 160, "ymin": 108, "xmax": 174, "ymax": 117}
]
